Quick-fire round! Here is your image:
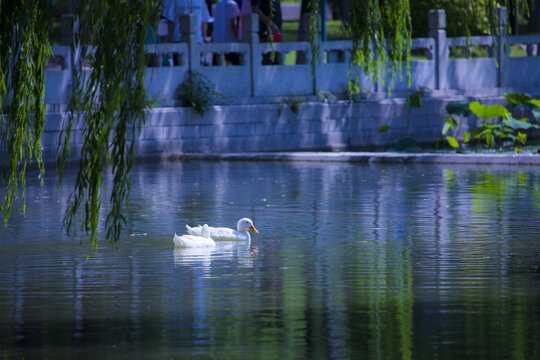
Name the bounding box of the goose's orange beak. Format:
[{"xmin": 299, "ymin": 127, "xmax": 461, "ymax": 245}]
[{"xmin": 249, "ymin": 224, "xmax": 259, "ymax": 233}]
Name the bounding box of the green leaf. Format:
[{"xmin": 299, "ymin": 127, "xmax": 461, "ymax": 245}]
[
  {"xmin": 493, "ymin": 129, "xmax": 508, "ymax": 138},
  {"xmin": 406, "ymin": 92, "xmax": 422, "ymax": 108},
  {"xmin": 446, "ymin": 136, "xmax": 460, "ymax": 148},
  {"xmin": 442, "ymin": 116, "xmax": 457, "ymax": 135},
  {"xmin": 464, "ymin": 132, "xmax": 471, "ymax": 143},
  {"xmin": 528, "ymin": 99, "xmax": 540, "ymax": 108},
  {"xmin": 471, "ymin": 125, "xmax": 492, "ymax": 138},
  {"xmin": 442, "ymin": 122, "xmax": 451, "ymax": 136},
  {"xmin": 516, "ymin": 132, "xmax": 527, "ymax": 145},
  {"xmin": 469, "ymin": 101, "xmax": 510, "ymax": 119},
  {"xmin": 533, "ymin": 108, "xmax": 540, "ymax": 122},
  {"xmin": 482, "ymin": 123, "xmax": 500, "ymax": 130},
  {"xmin": 503, "ymin": 118, "xmax": 532, "ymax": 130},
  {"xmin": 378, "ymin": 125, "xmax": 390, "ymax": 133},
  {"xmin": 504, "ymin": 92, "xmax": 531, "ymax": 104},
  {"xmin": 446, "ymin": 101, "xmax": 472, "ymax": 117},
  {"xmin": 445, "ymin": 115, "xmax": 458, "ymax": 128}
]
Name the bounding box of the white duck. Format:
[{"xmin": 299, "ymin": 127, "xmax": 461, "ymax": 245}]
[
  {"xmin": 173, "ymin": 224, "xmax": 216, "ymax": 248},
  {"xmin": 186, "ymin": 218, "xmax": 259, "ymax": 241}
]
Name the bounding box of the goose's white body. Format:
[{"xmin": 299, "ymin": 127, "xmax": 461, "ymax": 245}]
[
  {"xmin": 173, "ymin": 224, "xmax": 215, "ymax": 248},
  {"xmin": 186, "ymin": 218, "xmax": 258, "ymax": 241}
]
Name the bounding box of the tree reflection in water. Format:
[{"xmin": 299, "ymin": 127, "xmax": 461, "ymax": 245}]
[{"xmin": 1, "ymin": 161, "xmax": 539, "ymax": 359}]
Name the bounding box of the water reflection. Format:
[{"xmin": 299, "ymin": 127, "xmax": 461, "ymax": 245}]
[
  {"xmin": 173, "ymin": 239, "xmax": 256, "ymax": 275},
  {"xmin": 1, "ymin": 161, "xmax": 540, "ymax": 359}
]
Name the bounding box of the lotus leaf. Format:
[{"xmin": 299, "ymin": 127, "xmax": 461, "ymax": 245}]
[{"xmin": 469, "ymin": 101, "xmax": 510, "ymax": 119}]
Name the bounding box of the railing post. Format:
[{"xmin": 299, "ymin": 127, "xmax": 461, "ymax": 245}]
[
  {"xmin": 297, "ymin": 12, "xmax": 310, "ymax": 65},
  {"xmin": 428, "ymin": 9, "xmax": 448, "ymax": 90},
  {"xmin": 312, "ymin": 13, "xmax": 322, "ymax": 96},
  {"xmin": 497, "ymin": 7, "xmax": 508, "ymax": 88},
  {"xmin": 180, "ymin": 14, "xmax": 199, "ymax": 72},
  {"xmin": 242, "ymin": 13, "xmax": 259, "ymax": 98}
]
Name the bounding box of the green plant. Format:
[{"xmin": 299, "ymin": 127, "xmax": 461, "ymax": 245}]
[
  {"xmin": 279, "ymin": 96, "xmax": 306, "ymax": 115},
  {"xmin": 317, "ymin": 90, "xmax": 336, "ymax": 104},
  {"xmin": 405, "ymin": 87, "xmax": 426, "ymax": 137},
  {"xmin": 176, "ymin": 71, "xmax": 221, "ymax": 117},
  {"xmin": 378, "ymin": 125, "xmax": 390, "ymax": 133},
  {"xmin": 410, "ymin": 0, "xmax": 492, "ymax": 38},
  {"xmin": 341, "ymin": 84, "xmax": 367, "ymax": 103},
  {"xmin": 443, "ymin": 93, "xmax": 540, "ymax": 152}
]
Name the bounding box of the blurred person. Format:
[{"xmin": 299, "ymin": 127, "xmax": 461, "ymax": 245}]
[
  {"xmin": 251, "ymin": 0, "xmax": 282, "ymax": 65},
  {"xmin": 158, "ymin": 0, "xmax": 175, "ymax": 43},
  {"xmin": 213, "ymin": 0, "xmax": 241, "ymax": 64},
  {"xmin": 251, "ymin": 0, "xmax": 281, "ymax": 42}
]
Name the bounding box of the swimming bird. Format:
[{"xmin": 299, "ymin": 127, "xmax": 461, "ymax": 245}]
[
  {"xmin": 173, "ymin": 224, "xmax": 216, "ymax": 248},
  {"xmin": 186, "ymin": 218, "xmax": 259, "ymax": 241}
]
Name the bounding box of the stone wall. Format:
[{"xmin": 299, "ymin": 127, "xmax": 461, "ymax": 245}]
[{"xmin": 36, "ymin": 94, "xmax": 498, "ymax": 164}]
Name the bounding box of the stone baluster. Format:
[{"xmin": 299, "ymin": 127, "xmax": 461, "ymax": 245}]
[
  {"xmin": 180, "ymin": 14, "xmax": 199, "ymax": 72},
  {"xmin": 428, "ymin": 9, "xmax": 448, "ymax": 90},
  {"xmin": 242, "ymin": 13, "xmax": 259, "ymax": 97},
  {"xmin": 497, "ymin": 7, "xmax": 508, "ymax": 87}
]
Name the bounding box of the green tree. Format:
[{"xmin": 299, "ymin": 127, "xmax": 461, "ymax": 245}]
[
  {"xmin": 308, "ymin": 0, "xmax": 530, "ymax": 93},
  {"xmin": 410, "ymin": 0, "xmax": 491, "ymax": 37}
]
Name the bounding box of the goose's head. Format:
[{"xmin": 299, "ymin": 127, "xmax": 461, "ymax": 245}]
[
  {"xmin": 200, "ymin": 224, "xmax": 211, "ymax": 238},
  {"xmin": 237, "ymin": 218, "xmax": 258, "ymax": 233}
]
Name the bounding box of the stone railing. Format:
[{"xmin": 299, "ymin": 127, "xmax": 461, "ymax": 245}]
[{"xmin": 45, "ymin": 8, "xmax": 540, "ymax": 110}]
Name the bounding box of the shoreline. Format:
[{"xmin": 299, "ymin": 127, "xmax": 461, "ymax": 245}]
[{"xmin": 168, "ymin": 151, "xmax": 540, "ymax": 166}]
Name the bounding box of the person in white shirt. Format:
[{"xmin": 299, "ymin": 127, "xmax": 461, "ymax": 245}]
[
  {"xmin": 213, "ymin": 0, "xmax": 241, "ymax": 64},
  {"xmin": 174, "ymin": 0, "xmax": 211, "ymax": 43}
]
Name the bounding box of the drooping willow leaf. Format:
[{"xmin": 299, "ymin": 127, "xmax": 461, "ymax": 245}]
[
  {"xmin": 344, "ymin": 0, "xmax": 412, "ymax": 95},
  {"xmin": 0, "ymin": 0, "xmax": 51, "ymax": 227},
  {"xmin": 58, "ymin": 0, "xmax": 160, "ymax": 247},
  {"xmin": 335, "ymin": 0, "xmax": 527, "ymax": 96}
]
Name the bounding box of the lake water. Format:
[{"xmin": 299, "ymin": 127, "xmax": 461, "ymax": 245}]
[{"xmin": 1, "ymin": 160, "xmax": 540, "ymax": 359}]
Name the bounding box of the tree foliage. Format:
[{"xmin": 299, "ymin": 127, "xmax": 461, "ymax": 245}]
[
  {"xmin": 331, "ymin": 0, "xmax": 529, "ymax": 94},
  {"xmin": 410, "ymin": 0, "xmax": 491, "ymax": 37},
  {"xmin": 0, "ymin": 0, "xmax": 51, "ymax": 226},
  {"xmin": 56, "ymin": 0, "xmax": 160, "ymax": 247},
  {"xmin": 341, "ymin": 0, "xmax": 412, "ymax": 94}
]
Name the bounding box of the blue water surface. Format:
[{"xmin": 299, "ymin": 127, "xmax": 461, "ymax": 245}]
[{"xmin": 1, "ymin": 160, "xmax": 540, "ymax": 359}]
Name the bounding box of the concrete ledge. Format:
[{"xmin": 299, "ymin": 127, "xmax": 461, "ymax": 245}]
[
  {"xmin": 173, "ymin": 151, "xmax": 540, "ymax": 166},
  {"xmin": 20, "ymin": 93, "xmax": 540, "ymax": 166}
]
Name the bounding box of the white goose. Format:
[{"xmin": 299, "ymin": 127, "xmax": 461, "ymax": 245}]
[
  {"xmin": 186, "ymin": 218, "xmax": 259, "ymax": 241},
  {"xmin": 173, "ymin": 224, "xmax": 216, "ymax": 248}
]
